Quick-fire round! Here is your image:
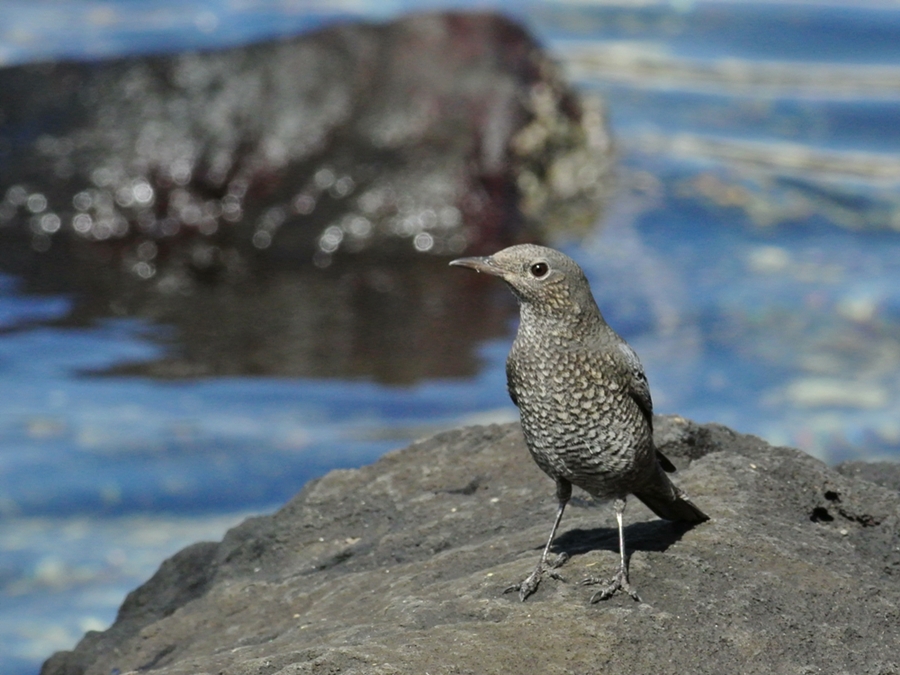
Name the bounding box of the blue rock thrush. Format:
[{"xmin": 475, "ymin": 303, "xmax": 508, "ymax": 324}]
[{"xmin": 451, "ymin": 244, "xmax": 708, "ymax": 602}]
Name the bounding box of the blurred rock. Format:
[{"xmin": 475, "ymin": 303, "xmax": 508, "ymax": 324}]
[
  {"xmin": 0, "ymin": 11, "xmax": 612, "ymax": 382},
  {"xmin": 41, "ymin": 416, "xmax": 900, "ymax": 675},
  {"xmin": 0, "ymin": 12, "xmax": 612, "ymax": 269}
]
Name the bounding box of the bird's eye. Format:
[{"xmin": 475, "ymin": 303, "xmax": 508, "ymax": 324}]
[{"xmin": 529, "ymin": 262, "xmax": 549, "ymax": 278}]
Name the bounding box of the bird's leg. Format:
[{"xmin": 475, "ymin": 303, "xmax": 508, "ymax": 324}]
[
  {"xmin": 580, "ymin": 497, "xmax": 641, "ymax": 603},
  {"xmin": 505, "ymin": 479, "xmax": 571, "ymax": 601}
]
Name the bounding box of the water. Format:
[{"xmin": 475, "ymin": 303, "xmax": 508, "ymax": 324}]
[{"xmin": 3, "ymin": 2, "xmax": 900, "ymax": 673}]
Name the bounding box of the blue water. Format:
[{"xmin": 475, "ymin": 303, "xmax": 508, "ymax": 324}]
[{"xmin": 4, "ymin": 2, "xmax": 900, "ymax": 673}]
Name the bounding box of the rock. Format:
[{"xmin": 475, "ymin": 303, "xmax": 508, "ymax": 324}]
[
  {"xmin": 0, "ymin": 12, "xmax": 611, "ymax": 384},
  {"xmin": 42, "ymin": 415, "xmax": 900, "ymax": 674},
  {"xmin": 0, "ymin": 12, "xmax": 612, "ymax": 274},
  {"xmin": 837, "ymin": 460, "xmax": 900, "ymax": 494}
]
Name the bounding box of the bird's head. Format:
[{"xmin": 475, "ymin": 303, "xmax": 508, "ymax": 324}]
[{"xmin": 450, "ymin": 244, "xmax": 599, "ymax": 319}]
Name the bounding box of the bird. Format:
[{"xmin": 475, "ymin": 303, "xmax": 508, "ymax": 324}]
[{"xmin": 450, "ymin": 244, "xmax": 708, "ymax": 602}]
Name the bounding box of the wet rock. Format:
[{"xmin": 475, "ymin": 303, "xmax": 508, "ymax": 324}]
[
  {"xmin": 43, "ymin": 416, "xmax": 900, "ymax": 675},
  {"xmin": 0, "ymin": 12, "xmax": 611, "ymax": 383},
  {"xmin": 0, "ymin": 12, "xmax": 612, "ymax": 274}
]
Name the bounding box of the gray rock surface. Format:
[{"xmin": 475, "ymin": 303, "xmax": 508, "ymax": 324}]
[
  {"xmin": 837, "ymin": 460, "xmax": 900, "ymax": 494},
  {"xmin": 43, "ymin": 416, "xmax": 900, "ymax": 675}
]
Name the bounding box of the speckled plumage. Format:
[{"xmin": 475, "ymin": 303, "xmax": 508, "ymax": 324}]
[{"xmin": 451, "ymin": 244, "xmax": 708, "ymax": 602}]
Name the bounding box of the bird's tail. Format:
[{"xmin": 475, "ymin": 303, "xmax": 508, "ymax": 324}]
[{"xmin": 634, "ymin": 476, "xmax": 709, "ymax": 524}]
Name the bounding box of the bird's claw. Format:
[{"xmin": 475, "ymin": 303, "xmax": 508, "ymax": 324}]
[
  {"xmin": 503, "ymin": 566, "xmax": 543, "ymax": 601},
  {"xmin": 505, "ymin": 554, "xmax": 569, "ymax": 601},
  {"xmin": 580, "ymin": 568, "xmax": 641, "ymax": 603}
]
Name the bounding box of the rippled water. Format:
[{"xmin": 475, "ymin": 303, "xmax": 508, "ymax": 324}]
[{"xmin": 4, "ymin": 2, "xmax": 900, "ymax": 673}]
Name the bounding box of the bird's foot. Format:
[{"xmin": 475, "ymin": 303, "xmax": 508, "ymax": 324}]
[
  {"xmin": 504, "ymin": 553, "xmax": 569, "ymax": 601},
  {"xmin": 504, "ymin": 566, "xmax": 543, "ymax": 602},
  {"xmin": 580, "ymin": 567, "xmax": 641, "ymax": 603}
]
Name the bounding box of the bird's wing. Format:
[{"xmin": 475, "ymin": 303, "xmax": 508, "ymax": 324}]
[
  {"xmin": 505, "ymin": 359, "xmax": 519, "ymax": 407},
  {"xmin": 615, "ymin": 341, "xmax": 653, "ymax": 428},
  {"xmin": 614, "ymin": 341, "xmax": 678, "ymax": 472}
]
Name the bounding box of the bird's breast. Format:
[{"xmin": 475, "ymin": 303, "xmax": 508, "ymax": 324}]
[{"xmin": 506, "ymin": 339, "xmax": 652, "ymax": 492}]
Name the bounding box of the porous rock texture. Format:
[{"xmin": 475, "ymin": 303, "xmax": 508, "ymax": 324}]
[{"xmin": 43, "ymin": 417, "xmax": 900, "ymax": 675}]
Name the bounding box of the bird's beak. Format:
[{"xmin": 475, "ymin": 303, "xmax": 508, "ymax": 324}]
[{"xmin": 449, "ymin": 256, "xmax": 502, "ymax": 276}]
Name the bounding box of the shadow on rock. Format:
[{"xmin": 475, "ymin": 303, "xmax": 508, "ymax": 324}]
[{"xmin": 553, "ymin": 517, "xmax": 697, "ymax": 559}]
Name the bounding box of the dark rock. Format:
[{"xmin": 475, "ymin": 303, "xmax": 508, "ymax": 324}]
[
  {"xmin": 0, "ymin": 12, "xmax": 611, "ymax": 384},
  {"xmin": 43, "ymin": 415, "xmax": 900, "ymax": 675},
  {"xmin": 0, "ymin": 12, "xmax": 611, "ymax": 271}
]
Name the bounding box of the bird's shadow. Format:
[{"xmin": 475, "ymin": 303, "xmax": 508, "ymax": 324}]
[{"xmin": 551, "ymin": 518, "xmax": 698, "ymax": 559}]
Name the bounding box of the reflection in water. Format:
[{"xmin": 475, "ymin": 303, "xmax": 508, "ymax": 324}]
[{"xmin": 70, "ymin": 253, "xmax": 517, "ymax": 382}]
